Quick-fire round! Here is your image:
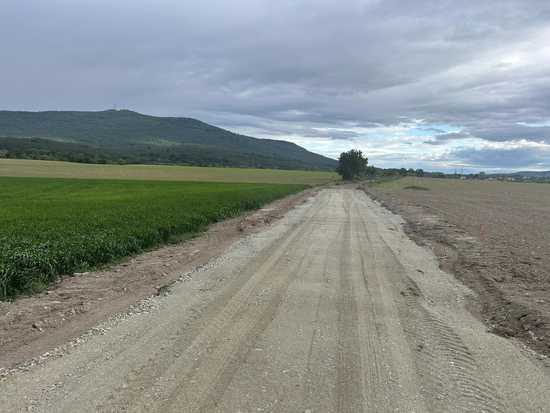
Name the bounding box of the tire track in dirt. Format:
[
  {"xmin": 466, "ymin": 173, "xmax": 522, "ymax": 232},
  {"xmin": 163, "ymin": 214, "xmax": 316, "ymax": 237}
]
[
  {"xmin": 351, "ymin": 195, "xmax": 427, "ymax": 412},
  {"xmin": 353, "ymin": 191, "xmax": 512, "ymax": 412},
  {"xmin": 335, "ymin": 191, "xmax": 364, "ymax": 412},
  {"xmin": 193, "ymin": 226, "xmax": 322, "ymax": 412},
  {"xmin": 301, "ymin": 222, "xmax": 343, "ymax": 411},
  {"xmin": 131, "ymin": 193, "xmax": 332, "ymax": 412}
]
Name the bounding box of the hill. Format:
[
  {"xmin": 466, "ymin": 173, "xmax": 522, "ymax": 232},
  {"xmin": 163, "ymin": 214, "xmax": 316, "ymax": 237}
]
[
  {"xmin": 0, "ymin": 110, "xmax": 337, "ymax": 170},
  {"xmin": 511, "ymin": 171, "xmax": 550, "ymax": 178}
]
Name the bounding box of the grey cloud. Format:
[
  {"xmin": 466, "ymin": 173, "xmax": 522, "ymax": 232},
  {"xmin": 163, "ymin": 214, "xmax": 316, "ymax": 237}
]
[
  {"xmin": 469, "ymin": 125, "xmax": 550, "ymax": 143},
  {"xmin": 423, "ymin": 132, "xmax": 472, "ymax": 145},
  {"xmin": 1, "ymin": 0, "xmax": 550, "ymax": 169},
  {"xmin": 420, "ymin": 127, "xmax": 447, "ymax": 134},
  {"xmin": 303, "ymin": 130, "xmax": 361, "ymax": 140},
  {"xmin": 448, "ymin": 146, "xmax": 550, "ymax": 169}
]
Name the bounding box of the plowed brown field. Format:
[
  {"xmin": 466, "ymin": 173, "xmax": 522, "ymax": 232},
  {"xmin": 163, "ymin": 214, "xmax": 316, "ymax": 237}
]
[{"xmin": 366, "ymin": 177, "xmax": 550, "ymax": 358}]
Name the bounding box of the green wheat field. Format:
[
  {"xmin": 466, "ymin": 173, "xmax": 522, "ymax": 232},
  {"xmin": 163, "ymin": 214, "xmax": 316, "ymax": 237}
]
[{"xmin": 0, "ymin": 176, "xmax": 306, "ymax": 298}]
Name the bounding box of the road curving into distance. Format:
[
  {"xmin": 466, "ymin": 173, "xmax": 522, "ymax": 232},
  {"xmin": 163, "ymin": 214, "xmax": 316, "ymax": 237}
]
[{"xmin": 1, "ymin": 188, "xmax": 549, "ymax": 412}]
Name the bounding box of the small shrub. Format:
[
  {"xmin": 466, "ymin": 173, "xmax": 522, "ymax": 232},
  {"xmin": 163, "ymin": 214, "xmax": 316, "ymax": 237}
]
[{"xmin": 403, "ymin": 185, "xmax": 430, "ymax": 191}]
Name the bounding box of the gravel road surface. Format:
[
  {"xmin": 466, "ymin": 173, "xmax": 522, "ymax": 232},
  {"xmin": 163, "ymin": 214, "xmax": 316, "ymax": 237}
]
[{"xmin": 1, "ymin": 188, "xmax": 549, "ymax": 412}]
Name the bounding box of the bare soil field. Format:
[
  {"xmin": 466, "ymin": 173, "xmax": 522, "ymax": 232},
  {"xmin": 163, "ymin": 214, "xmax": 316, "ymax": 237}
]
[{"xmin": 365, "ymin": 177, "xmax": 550, "ymax": 357}]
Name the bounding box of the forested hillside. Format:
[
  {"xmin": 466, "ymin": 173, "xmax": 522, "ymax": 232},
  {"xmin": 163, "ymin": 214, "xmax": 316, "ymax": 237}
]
[{"xmin": 0, "ymin": 110, "xmax": 336, "ymax": 170}]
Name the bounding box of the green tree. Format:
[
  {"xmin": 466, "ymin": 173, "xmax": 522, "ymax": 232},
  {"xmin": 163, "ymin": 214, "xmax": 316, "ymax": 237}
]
[
  {"xmin": 336, "ymin": 149, "xmax": 368, "ymax": 180},
  {"xmin": 365, "ymin": 165, "xmax": 377, "ymax": 176}
]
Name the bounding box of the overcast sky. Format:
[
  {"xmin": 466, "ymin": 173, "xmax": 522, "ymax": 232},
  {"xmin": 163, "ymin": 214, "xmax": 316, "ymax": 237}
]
[{"xmin": 2, "ymin": 0, "xmax": 550, "ymax": 172}]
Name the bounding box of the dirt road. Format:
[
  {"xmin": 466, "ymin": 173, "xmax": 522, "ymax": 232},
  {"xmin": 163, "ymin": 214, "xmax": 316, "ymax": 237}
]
[{"xmin": 1, "ymin": 188, "xmax": 549, "ymax": 412}]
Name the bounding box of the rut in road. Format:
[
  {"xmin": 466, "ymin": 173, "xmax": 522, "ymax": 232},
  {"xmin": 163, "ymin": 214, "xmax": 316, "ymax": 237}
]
[
  {"xmin": 1, "ymin": 188, "xmax": 550, "ymax": 412},
  {"xmin": 352, "ymin": 197, "xmax": 508, "ymax": 413}
]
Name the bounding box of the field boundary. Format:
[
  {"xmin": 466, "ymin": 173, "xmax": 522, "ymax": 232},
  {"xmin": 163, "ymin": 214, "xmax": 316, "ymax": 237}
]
[
  {"xmin": 0, "ymin": 187, "xmax": 319, "ymax": 370},
  {"xmin": 0, "ymin": 159, "xmax": 339, "ymax": 185}
]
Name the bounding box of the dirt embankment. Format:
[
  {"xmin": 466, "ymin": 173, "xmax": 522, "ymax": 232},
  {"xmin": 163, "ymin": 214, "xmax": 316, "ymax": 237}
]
[
  {"xmin": 364, "ymin": 178, "xmax": 550, "ymax": 358},
  {"xmin": 0, "ymin": 188, "xmax": 318, "ymax": 370}
]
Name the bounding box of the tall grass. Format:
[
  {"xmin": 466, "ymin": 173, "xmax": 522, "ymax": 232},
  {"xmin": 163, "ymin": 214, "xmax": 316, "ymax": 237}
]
[{"xmin": 0, "ymin": 177, "xmax": 305, "ymax": 299}]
